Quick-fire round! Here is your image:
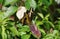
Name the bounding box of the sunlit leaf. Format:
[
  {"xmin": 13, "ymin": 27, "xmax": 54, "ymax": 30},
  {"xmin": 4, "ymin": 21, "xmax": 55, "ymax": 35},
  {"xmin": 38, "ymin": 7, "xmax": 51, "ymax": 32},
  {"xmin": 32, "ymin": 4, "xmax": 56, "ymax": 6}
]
[
  {"xmin": 0, "ymin": 6, "xmax": 18, "ymax": 20},
  {"xmin": 10, "ymin": 26, "xmax": 19, "ymax": 36},
  {"xmin": 45, "ymin": 14, "xmax": 50, "ymax": 18},
  {"xmin": 20, "ymin": 25, "xmax": 30, "ymax": 32},
  {"xmin": 45, "ymin": 14, "xmax": 50, "ymax": 20},
  {"xmin": 21, "ymin": 34, "xmax": 30, "ymax": 39},
  {"xmin": 0, "ymin": 11, "xmax": 4, "ymax": 21},
  {"xmin": 38, "ymin": 13, "xmax": 44, "ymax": 19},
  {"xmin": 2, "ymin": 26, "xmax": 7, "ymax": 39},
  {"xmin": 30, "ymin": 0, "xmax": 36, "ymax": 10},
  {"xmin": 20, "ymin": 32, "xmax": 26, "ymax": 36},
  {"xmin": 39, "ymin": 28, "xmax": 46, "ymax": 35},
  {"xmin": 36, "ymin": 21, "xmax": 43, "ymax": 26}
]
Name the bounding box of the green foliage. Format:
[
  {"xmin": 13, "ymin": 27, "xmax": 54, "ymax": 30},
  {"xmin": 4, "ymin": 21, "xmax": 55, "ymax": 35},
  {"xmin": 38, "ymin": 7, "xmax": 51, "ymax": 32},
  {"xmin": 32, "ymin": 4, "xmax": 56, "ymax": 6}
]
[
  {"xmin": 0, "ymin": 0, "xmax": 60, "ymax": 39},
  {"xmin": 0, "ymin": 6, "xmax": 18, "ymax": 21},
  {"xmin": 0, "ymin": 0, "xmax": 3, "ymax": 4},
  {"xmin": 42, "ymin": 30, "xmax": 60, "ymax": 39},
  {"xmin": 4, "ymin": 0, "xmax": 18, "ymax": 6},
  {"xmin": 21, "ymin": 34, "xmax": 30, "ymax": 39},
  {"xmin": 9, "ymin": 26, "xmax": 19, "ymax": 36},
  {"xmin": 25, "ymin": 0, "xmax": 36, "ymax": 10}
]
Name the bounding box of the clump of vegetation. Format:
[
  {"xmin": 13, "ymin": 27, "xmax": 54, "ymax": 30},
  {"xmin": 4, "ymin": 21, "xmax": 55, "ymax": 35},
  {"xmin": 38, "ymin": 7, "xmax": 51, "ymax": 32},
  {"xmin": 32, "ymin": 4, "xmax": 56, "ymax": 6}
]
[{"xmin": 0, "ymin": 0, "xmax": 60, "ymax": 39}]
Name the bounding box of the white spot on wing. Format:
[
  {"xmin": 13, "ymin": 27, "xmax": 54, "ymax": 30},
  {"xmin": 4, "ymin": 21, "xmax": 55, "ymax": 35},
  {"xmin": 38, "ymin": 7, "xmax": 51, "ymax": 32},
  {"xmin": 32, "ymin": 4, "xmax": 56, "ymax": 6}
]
[{"xmin": 16, "ymin": 6, "xmax": 27, "ymax": 20}]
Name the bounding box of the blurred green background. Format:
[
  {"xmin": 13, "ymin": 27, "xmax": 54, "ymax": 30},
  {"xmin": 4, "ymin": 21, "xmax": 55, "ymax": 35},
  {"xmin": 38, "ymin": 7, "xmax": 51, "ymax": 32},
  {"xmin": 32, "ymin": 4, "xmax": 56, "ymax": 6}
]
[{"xmin": 0, "ymin": 0, "xmax": 60, "ymax": 39}]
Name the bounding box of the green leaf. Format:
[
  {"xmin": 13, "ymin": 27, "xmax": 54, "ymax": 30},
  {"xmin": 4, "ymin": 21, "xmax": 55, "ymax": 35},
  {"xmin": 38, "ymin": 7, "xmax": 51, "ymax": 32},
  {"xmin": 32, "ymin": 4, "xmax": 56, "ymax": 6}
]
[
  {"xmin": 21, "ymin": 34, "xmax": 30, "ymax": 39},
  {"xmin": 25, "ymin": 0, "xmax": 30, "ymax": 10},
  {"xmin": 52, "ymin": 30, "xmax": 59, "ymax": 36},
  {"xmin": 20, "ymin": 32, "xmax": 26, "ymax": 36},
  {"xmin": 39, "ymin": 29, "xmax": 46, "ymax": 35},
  {"xmin": 10, "ymin": 26, "xmax": 19, "ymax": 36},
  {"xmin": 39, "ymin": 0, "xmax": 50, "ymax": 7},
  {"xmin": 49, "ymin": 0, "xmax": 54, "ymax": 4},
  {"xmin": 43, "ymin": 21, "xmax": 51, "ymax": 30},
  {"xmin": 4, "ymin": 0, "xmax": 18, "ymax": 6},
  {"xmin": 48, "ymin": 21, "xmax": 54, "ymax": 28},
  {"xmin": 30, "ymin": 0, "xmax": 36, "ymax": 10},
  {"xmin": 20, "ymin": 25, "xmax": 30, "ymax": 32},
  {"xmin": 45, "ymin": 14, "xmax": 50, "ymax": 20},
  {"xmin": 0, "ymin": 11, "xmax": 4, "ymax": 21},
  {"xmin": 36, "ymin": 21, "xmax": 43, "ymax": 26},
  {"xmin": 38, "ymin": 13, "xmax": 44, "ymax": 19},
  {"xmin": 45, "ymin": 14, "xmax": 50, "ymax": 18},
  {"xmin": 4, "ymin": 6, "xmax": 18, "ymax": 18},
  {"xmin": 2, "ymin": 26, "xmax": 7, "ymax": 39},
  {"xmin": 43, "ymin": 0, "xmax": 50, "ymax": 7},
  {"xmin": 0, "ymin": 0, "xmax": 3, "ymax": 4},
  {"xmin": 57, "ymin": 9, "xmax": 60, "ymax": 13},
  {"xmin": 25, "ymin": 0, "xmax": 36, "ymax": 10},
  {"xmin": 0, "ymin": 6, "xmax": 18, "ymax": 20}
]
